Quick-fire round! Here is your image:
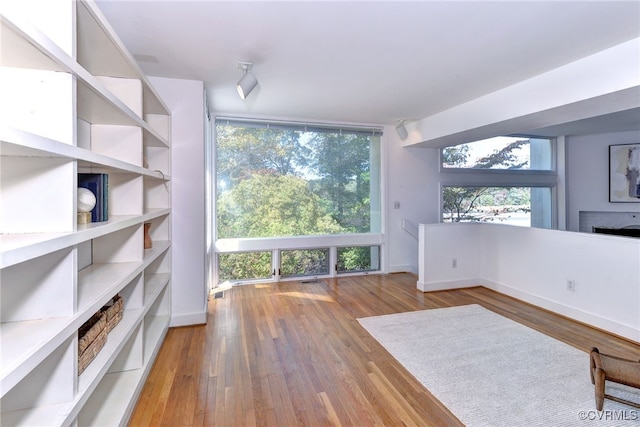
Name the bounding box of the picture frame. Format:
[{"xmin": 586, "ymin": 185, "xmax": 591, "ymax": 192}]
[{"xmin": 609, "ymin": 143, "xmax": 640, "ymax": 203}]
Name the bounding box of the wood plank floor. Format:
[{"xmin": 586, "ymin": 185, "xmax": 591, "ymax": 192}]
[{"xmin": 128, "ymin": 273, "xmax": 640, "ymax": 426}]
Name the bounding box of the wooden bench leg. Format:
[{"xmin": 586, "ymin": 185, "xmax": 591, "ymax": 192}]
[{"xmin": 594, "ymin": 367, "xmax": 606, "ymax": 411}]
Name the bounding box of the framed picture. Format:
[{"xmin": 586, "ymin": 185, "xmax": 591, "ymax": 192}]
[{"xmin": 609, "ymin": 143, "xmax": 640, "ymax": 202}]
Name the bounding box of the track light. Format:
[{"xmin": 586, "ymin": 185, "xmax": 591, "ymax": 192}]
[
  {"xmin": 396, "ymin": 120, "xmax": 408, "ymax": 140},
  {"xmin": 237, "ymin": 62, "xmax": 258, "ymax": 100}
]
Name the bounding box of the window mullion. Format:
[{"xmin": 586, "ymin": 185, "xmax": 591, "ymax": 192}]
[{"xmin": 273, "ymin": 249, "xmax": 281, "ymax": 281}]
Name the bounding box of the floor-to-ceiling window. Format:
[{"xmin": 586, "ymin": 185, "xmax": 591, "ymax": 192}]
[
  {"xmin": 440, "ymin": 136, "xmax": 556, "ymax": 228},
  {"xmin": 214, "ymin": 118, "xmax": 382, "ymax": 284}
]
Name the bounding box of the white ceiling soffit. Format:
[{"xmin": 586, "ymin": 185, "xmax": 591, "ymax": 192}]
[
  {"xmin": 405, "ymin": 37, "xmax": 640, "ymax": 147},
  {"xmin": 96, "ymin": 0, "xmax": 640, "ymax": 139}
]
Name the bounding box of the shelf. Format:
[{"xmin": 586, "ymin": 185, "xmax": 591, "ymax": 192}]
[
  {"xmin": 1, "ymin": 272, "xmax": 170, "ymax": 426},
  {"xmin": 1, "ymin": 258, "xmax": 156, "ymax": 398},
  {"xmin": 74, "ymin": 1, "xmax": 170, "ymax": 149},
  {"xmin": 77, "ymin": 263, "xmax": 140, "ymax": 315},
  {"xmin": 2, "ymin": 309, "xmax": 144, "ymax": 427},
  {"xmin": 0, "ymin": 127, "xmax": 79, "ymax": 158},
  {"xmin": 76, "ymin": 0, "xmax": 170, "ymax": 117},
  {"xmin": 0, "ymin": 11, "xmax": 72, "ymax": 73},
  {"xmin": 0, "ymin": 232, "xmax": 72, "ymax": 269},
  {"xmin": 143, "ymin": 286, "xmax": 170, "ymax": 358},
  {"xmin": 64, "ymin": 310, "xmax": 144, "ymax": 426},
  {"xmin": 145, "ymin": 273, "xmax": 171, "ymax": 303},
  {"xmin": 1, "ymin": 210, "xmax": 170, "ymax": 269},
  {"xmin": 76, "ymin": 288, "xmax": 170, "ymax": 426},
  {"xmin": 0, "ymin": 317, "xmax": 69, "ymax": 396},
  {"xmin": 77, "ymin": 77, "xmax": 169, "ymax": 149},
  {"xmin": 1, "ymin": 400, "xmax": 68, "ymax": 427},
  {"xmin": 76, "ymin": 313, "xmax": 168, "ymax": 427},
  {"xmin": 1, "ymin": 1, "xmax": 172, "ymax": 424},
  {"xmin": 76, "ymin": 309, "xmax": 143, "ymax": 396},
  {"xmin": 0, "ymin": 268, "xmax": 170, "ymax": 422},
  {"xmin": 0, "ymin": 126, "xmax": 169, "ymax": 179},
  {"xmin": 1, "ymin": 10, "xmax": 170, "ymax": 149},
  {"xmin": 143, "ymin": 240, "xmax": 171, "ymax": 264},
  {"xmin": 144, "ymin": 315, "xmax": 170, "ymax": 364},
  {"xmin": 142, "ymin": 209, "xmax": 171, "ymax": 222},
  {"xmin": 76, "ymin": 370, "xmax": 142, "ymax": 427}
]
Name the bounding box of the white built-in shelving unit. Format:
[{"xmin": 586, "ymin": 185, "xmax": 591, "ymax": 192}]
[{"xmin": 0, "ymin": 1, "xmax": 172, "ymax": 425}]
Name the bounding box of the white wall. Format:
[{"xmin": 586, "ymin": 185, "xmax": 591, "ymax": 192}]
[
  {"xmin": 149, "ymin": 76, "xmax": 208, "ymax": 327},
  {"xmin": 566, "ymin": 130, "xmax": 640, "ymax": 231},
  {"xmin": 417, "ymin": 223, "xmax": 481, "ymax": 288},
  {"xmin": 418, "ymin": 222, "xmax": 640, "ymax": 342},
  {"xmin": 384, "ymin": 125, "xmax": 440, "ymax": 274}
]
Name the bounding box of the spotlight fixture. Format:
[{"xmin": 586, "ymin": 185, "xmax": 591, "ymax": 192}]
[
  {"xmin": 395, "ymin": 120, "xmax": 408, "ymax": 140},
  {"xmin": 236, "ymin": 62, "xmax": 258, "ymax": 100}
]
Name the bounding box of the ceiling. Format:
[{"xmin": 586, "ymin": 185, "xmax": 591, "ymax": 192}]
[{"xmin": 95, "ymin": 0, "xmax": 640, "ymax": 136}]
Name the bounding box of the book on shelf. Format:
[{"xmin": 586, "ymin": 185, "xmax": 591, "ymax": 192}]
[{"xmin": 78, "ymin": 173, "xmax": 109, "ymax": 222}]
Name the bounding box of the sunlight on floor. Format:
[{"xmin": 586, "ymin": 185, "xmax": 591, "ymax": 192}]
[{"xmin": 276, "ymin": 291, "xmax": 335, "ymax": 303}]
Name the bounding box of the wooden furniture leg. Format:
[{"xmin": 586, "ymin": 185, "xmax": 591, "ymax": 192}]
[{"xmin": 590, "ymin": 347, "xmax": 640, "ymax": 411}]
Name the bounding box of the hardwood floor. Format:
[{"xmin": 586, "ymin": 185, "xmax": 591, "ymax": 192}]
[{"xmin": 129, "ymin": 273, "xmax": 640, "ymax": 426}]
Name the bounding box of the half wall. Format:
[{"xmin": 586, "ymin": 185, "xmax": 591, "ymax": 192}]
[{"xmin": 418, "ymin": 223, "xmax": 640, "ymax": 342}]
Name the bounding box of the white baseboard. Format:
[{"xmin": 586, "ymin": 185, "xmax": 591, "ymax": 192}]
[
  {"xmin": 481, "ymin": 279, "xmax": 640, "ymax": 344},
  {"xmin": 388, "ymin": 264, "xmax": 418, "ymax": 275},
  {"xmin": 417, "ymin": 278, "xmax": 480, "ymax": 292},
  {"xmin": 416, "ymin": 277, "xmax": 639, "ymax": 343},
  {"xmin": 170, "ymin": 311, "xmax": 207, "ymax": 327}
]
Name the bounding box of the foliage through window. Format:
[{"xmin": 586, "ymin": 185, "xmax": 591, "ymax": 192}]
[
  {"xmin": 337, "ymin": 246, "xmax": 380, "ymax": 274},
  {"xmin": 280, "ymin": 249, "xmax": 329, "ymax": 278},
  {"xmin": 217, "ymin": 252, "xmax": 272, "ymax": 283},
  {"xmin": 216, "ymin": 119, "xmax": 381, "ymax": 239},
  {"xmin": 442, "ymin": 136, "xmax": 553, "ymax": 170}
]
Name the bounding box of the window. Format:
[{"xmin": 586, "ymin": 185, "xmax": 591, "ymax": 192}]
[
  {"xmin": 215, "ymin": 118, "xmax": 383, "ymax": 283},
  {"xmin": 216, "ymin": 119, "xmax": 381, "ymax": 239},
  {"xmin": 442, "ymin": 136, "xmax": 553, "ymax": 170},
  {"xmin": 337, "ymin": 245, "xmax": 381, "ymax": 274},
  {"xmin": 442, "ymin": 186, "xmax": 552, "ymax": 228},
  {"xmin": 217, "ymin": 251, "xmax": 272, "ymax": 283},
  {"xmin": 441, "ymin": 136, "xmax": 555, "ymax": 228},
  {"xmin": 280, "ymin": 248, "xmax": 330, "ymax": 278}
]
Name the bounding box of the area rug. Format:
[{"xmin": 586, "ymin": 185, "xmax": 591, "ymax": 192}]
[{"xmin": 358, "ymin": 304, "xmax": 640, "ymax": 426}]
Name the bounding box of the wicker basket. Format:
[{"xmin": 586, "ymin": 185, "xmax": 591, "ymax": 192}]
[
  {"xmin": 78, "ymin": 312, "xmax": 107, "ymax": 375},
  {"xmin": 102, "ymin": 294, "xmax": 124, "ymax": 332}
]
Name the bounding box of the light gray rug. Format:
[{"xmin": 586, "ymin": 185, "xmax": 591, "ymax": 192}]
[{"xmin": 358, "ymin": 304, "xmax": 640, "ymax": 426}]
